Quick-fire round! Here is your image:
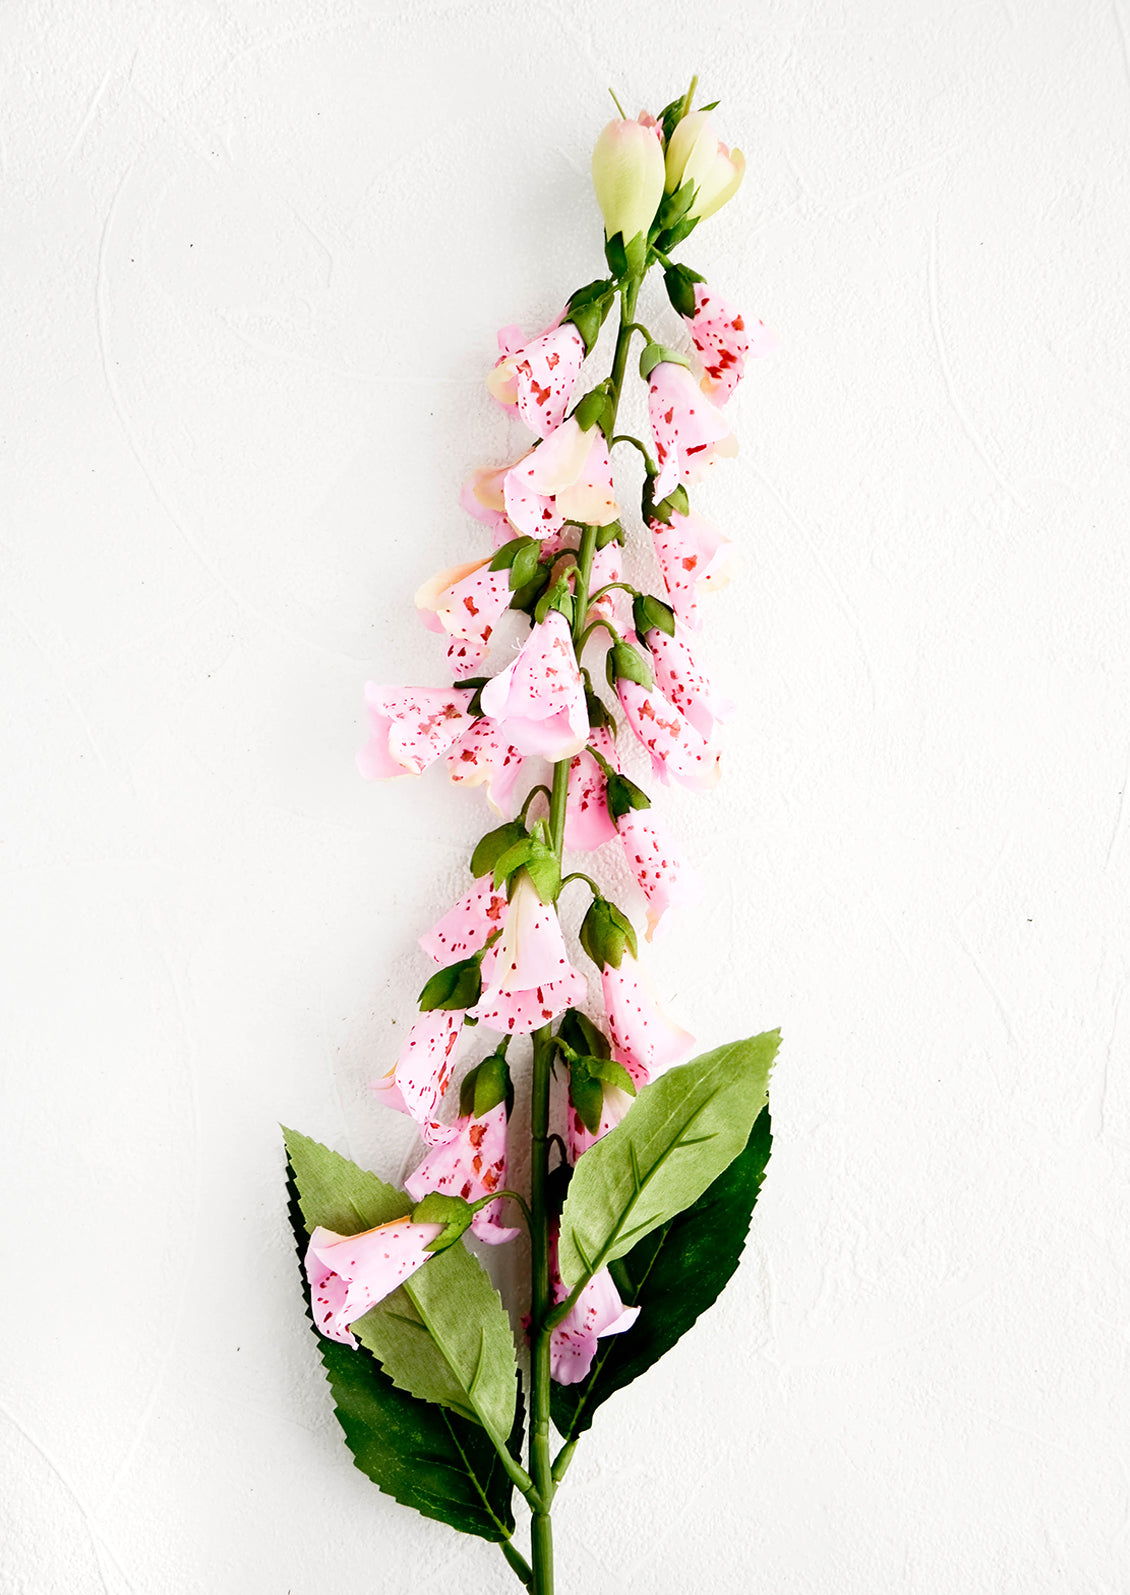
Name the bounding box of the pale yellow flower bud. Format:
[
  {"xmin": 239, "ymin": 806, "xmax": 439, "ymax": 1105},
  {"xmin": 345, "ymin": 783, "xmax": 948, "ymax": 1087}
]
[
  {"xmin": 663, "ymin": 110, "xmax": 745, "ymax": 220},
  {"xmin": 591, "ymin": 117, "xmax": 666, "ymax": 242}
]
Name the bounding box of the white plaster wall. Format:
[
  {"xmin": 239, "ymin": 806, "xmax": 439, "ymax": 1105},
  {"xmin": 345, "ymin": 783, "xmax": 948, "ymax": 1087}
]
[{"xmin": 3, "ymin": 1, "xmax": 1129, "ymax": 1590}]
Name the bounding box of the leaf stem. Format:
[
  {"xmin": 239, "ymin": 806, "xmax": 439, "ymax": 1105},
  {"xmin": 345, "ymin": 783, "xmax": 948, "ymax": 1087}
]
[{"xmin": 501, "ymin": 1537, "xmax": 535, "ymax": 1589}]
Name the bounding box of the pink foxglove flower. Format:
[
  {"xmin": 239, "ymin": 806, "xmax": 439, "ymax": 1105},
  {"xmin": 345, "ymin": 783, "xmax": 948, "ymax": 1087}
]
[
  {"xmin": 415, "ymin": 559, "xmax": 513, "ymax": 678},
  {"xmin": 648, "ymin": 359, "xmax": 736, "ymax": 503},
  {"xmin": 616, "ymin": 808, "xmax": 704, "ymax": 941},
  {"xmin": 564, "ymin": 725, "xmax": 620, "ymax": 851},
  {"xmin": 549, "ymin": 1231, "xmax": 640, "ymax": 1384},
  {"xmin": 650, "ymin": 509, "xmax": 737, "ymax": 630},
  {"xmin": 460, "ymin": 464, "xmax": 517, "ymax": 547},
  {"xmin": 305, "ymin": 1219, "xmax": 443, "ymax": 1347},
  {"xmin": 601, "ymin": 952, "xmax": 694, "ymax": 1080},
  {"xmin": 371, "ymin": 1008, "xmax": 463, "ymax": 1139},
  {"xmin": 488, "ymin": 321, "xmax": 586, "ymax": 437},
  {"xmin": 479, "ymin": 609, "xmax": 588, "ymax": 761},
  {"xmin": 404, "ymin": 1100, "xmax": 520, "ymax": 1245},
  {"xmin": 663, "ymin": 110, "xmax": 745, "ymax": 221},
  {"xmin": 473, "ymin": 872, "xmax": 587, "ymax": 1034},
  {"xmin": 686, "ymin": 283, "xmax": 778, "ymax": 406},
  {"xmin": 446, "ymin": 719, "xmax": 528, "ymax": 817},
  {"xmin": 644, "ymin": 620, "xmax": 736, "ymax": 742},
  {"xmin": 503, "ymin": 419, "xmax": 618, "ymax": 539},
  {"xmin": 358, "ymin": 685, "xmax": 476, "ymax": 780},
  {"xmin": 419, "ymin": 877, "xmax": 508, "ymax": 963},
  {"xmin": 616, "ymin": 668, "xmax": 721, "ymax": 791}
]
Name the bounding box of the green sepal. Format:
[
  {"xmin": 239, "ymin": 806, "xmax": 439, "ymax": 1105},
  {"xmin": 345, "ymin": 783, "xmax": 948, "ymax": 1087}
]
[
  {"xmin": 663, "ymin": 261, "xmax": 706, "ymax": 320},
  {"xmin": 579, "ymin": 895, "xmax": 638, "ymax": 970},
  {"xmin": 639, "ymin": 341, "xmax": 692, "ymax": 381},
  {"xmin": 551, "ymin": 1106, "xmax": 772, "ymax": 1442},
  {"xmin": 595, "ymin": 518, "xmax": 625, "ymax": 550},
  {"xmin": 633, "ymin": 592, "xmax": 677, "ymax": 640},
  {"xmin": 492, "ymin": 841, "xmax": 561, "ymax": 905},
  {"xmin": 658, "ymin": 95, "xmax": 684, "ymax": 143},
  {"xmin": 533, "ymin": 573, "xmax": 575, "ymax": 628},
  {"xmin": 557, "ymin": 1031, "xmax": 780, "ymax": 1288},
  {"xmin": 605, "ymin": 771, "xmax": 651, "ymax": 823},
  {"xmin": 604, "ymin": 230, "xmax": 648, "ymax": 280},
  {"xmin": 642, "ymin": 477, "xmax": 690, "ymax": 525},
  {"xmin": 573, "ymin": 384, "xmax": 612, "ymax": 433},
  {"xmin": 564, "ymin": 278, "xmax": 616, "ymax": 353},
  {"xmin": 699, "ymin": 99, "xmax": 720, "ymax": 113},
  {"xmin": 559, "ymin": 1007, "xmax": 612, "ymax": 1060},
  {"xmin": 459, "ymin": 1051, "xmax": 513, "ymax": 1119},
  {"xmin": 606, "ymin": 639, "xmax": 653, "ymax": 691},
  {"xmin": 489, "ymin": 534, "xmax": 541, "ymax": 581},
  {"xmin": 584, "ymin": 687, "xmax": 617, "ymax": 732},
  {"xmin": 453, "ymin": 676, "xmax": 490, "ymax": 716},
  {"xmin": 654, "ymin": 213, "xmax": 699, "ymax": 253},
  {"xmin": 651, "ymin": 179, "xmax": 696, "ymax": 237},
  {"xmin": 509, "ymin": 563, "xmax": 552, "ymax": 614},
  {"xmin": 470, "ymin": 819, "xmax": 528, "ymax": 879},
  {"xmin": 418, "ymin": 956, "xmax": 483, "ymax": 1012},
  {"xmin": 567, "ymin": 1053, "xmax": 638, "ymax": 1135},
  {"xmin": 411, "ymin": 1193, "xmax": 476, "ymax": 1252}
]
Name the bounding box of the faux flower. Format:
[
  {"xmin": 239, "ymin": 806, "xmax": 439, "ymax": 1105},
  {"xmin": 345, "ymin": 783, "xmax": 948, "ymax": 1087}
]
[
  {"xmin": 503, "ymin": 418, "xmax": 618, "ymax": 539},
  {"xmin": 647, "ymin": 356, "xmax": 736, "ymax": 503},
  {"xmin": 488, "ymin": 321, "xmax": 587, "ymax": 437},
  {"xmin": 686, "ymin": 283, "xmax": 779, "ymax": 405},
  {"xmin": 445, "ymin": 719, "xmax": 529, "ymax": 816},
  {"xmin": 419, "ymin": 876, "xmax": 508, "ymax": 964},
  {"xmin": 663, "ymin": 110, "xmax": 745, "ymax": 221},
  {"xmin": 615, "ymin": 808, "xmax": 703, "ymax": 941},
  {"xmin": 371, "ymin": 1008, "xmax": 463, "ymax": 1140},
  {"xmin": 305, "ymin": 1218, "xmax": 443, "ymax": 1347},
  {"xmin": 358, "ymin": 685, "xmax": 476, "ymax": 780},
  {"xmin": 473, "ymin": 871, "xmax": 587, "ymax": 1034},
  {"xmin": 405, "ymin": 1099, "xmax": 520, "ymax": 1245},
  {"xmin": 479, "ymin": 609, "xmax": 588, "ymax": 761},
  {"xmin": 644, "ymin": 619, "xmax": 735, "ymax": 742},
  {"xmin": 591, "ymin": 115, "xmax": 666, "ymax": 242},
  {"xmin": 601, "ymin": 952, "xmax": 694, "ymax": 1080},
  {"xmin": 459, "ymin": 464, "xmax": 515, "ymax": 547},
  {"xmin": 616, "ymin": 666, "xmax": 721, "ymax": 791},
  {"xmin": 416, "ymin": 558, "xmax": 513, "ymax": 677},
  {"xmin": 550, "ymin": 1231, "xmax": 640, "ymax": 1384},
  {"xmin": 564, "ymin": 725, "xmax": 620, "ymax": 851},
  {"xmin": 649, "ymin": 508, "xmax": 737, "ymax": 630}
]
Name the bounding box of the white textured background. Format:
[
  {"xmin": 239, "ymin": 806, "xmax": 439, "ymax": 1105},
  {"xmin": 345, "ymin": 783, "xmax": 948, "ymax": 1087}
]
[{"xmin": 3, "ymin": 1, "xmax": 1129, "ymax": 1591}]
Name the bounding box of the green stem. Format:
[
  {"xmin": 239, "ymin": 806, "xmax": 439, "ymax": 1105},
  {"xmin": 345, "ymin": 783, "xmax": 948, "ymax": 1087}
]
[{"xmin": 501, "ymin": 1537, "xmax": 535, "ymax": 1589}]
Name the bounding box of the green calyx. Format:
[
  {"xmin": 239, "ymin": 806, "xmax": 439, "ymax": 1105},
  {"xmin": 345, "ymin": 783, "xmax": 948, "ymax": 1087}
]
[
  {"xmin": 572, "ymin": 384, "xmax": 614, "ymax": 434},
  {"xmin": 604, "ymin": 229, "xmax": 649, "ymax": 282},
  {"xmin": 606, "ymin": 638, "xmax": 654, "ymax": 691},
  {"xmin": 566, "ymin": 1051, "xmax": 638, "ymax": 1136},
  {"xmin": 459, "ymin": 1051, "xmax": 513, "ymax": 1120},
  {"xmin": 490, "ymin": 534, "xmax": 545, "ymax": 592},
  {"xmin": 563, "ymin": 278, "xmax": 616, "ymax": 353},
  {"xmin": 579, "ymin": 895, "xmax": 638, "ymax": 970},
  {"xmin": 410, "ymin": 1192, "xmax": 476, "ymax": 1253},
  {"xmin": 417, "ymin": 955, "xmax": 484, "ymax": 1013},
  {"xmin": 492, "ymin": 841, "xmax": 561, "ymax": 905},
  {"xmin": 642, "ymin": 477, "xmax": 690, "ymax": 525},
  {"xmin": 470, "ymin": 819, "xmax": 529, "ymax": 879},
  {"xmin": 639, "ymin": 341, "xmax": 692, "ymax": 381},
  {"xmin": 662, "ymin": 260, "xmax": 705, "ymax": 320},
  {"xmin": 605, "ymin": 771, "xmax": 651, "ymax": 823},
  {"xmin": 633, "ymin": 592, "xmax": 677, "ymax": 640}
]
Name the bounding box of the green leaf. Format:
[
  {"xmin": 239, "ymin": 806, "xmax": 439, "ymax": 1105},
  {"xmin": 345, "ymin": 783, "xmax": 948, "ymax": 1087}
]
[
  {"xmin": 284, "ymin": 1134, "xmax": 519, "ymax": 1543},
  {"xmin": 551, "ymin": 1106, "xmax": 772, "ymax": 1440},
  {"xmin": 557, "ymin": 1031, "xmax": 779, "ymax": 1288},
  {"xmin": 418, "ymin": 956, "xmax": 483, "ymax": 1011},
  {"xmin": 471, "ymin": 819, "xmax": 528, "ymax": 879}
]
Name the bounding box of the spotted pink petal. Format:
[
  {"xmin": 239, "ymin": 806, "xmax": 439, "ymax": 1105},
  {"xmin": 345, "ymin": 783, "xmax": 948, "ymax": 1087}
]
[
  {"xmin": 601, "ymin": 953, "xmax": 694, "ymax": 1079},
  {"xmin": 460, "ymin": 464, "xmax": 515, "ymax": 544},
  {"xmin": 648, "ymin": 361, "xmax": 737, "ymax": 502},
  {"xmin": 489, "ymin": 321, "xmax": 587, "ymax": 438},
  {"xmin": 358, "ymin": 685, "xmax": 476, "ymax": 780},
  {"xmin": 568, "ymin": 1081, "xmax": 634, "ymax": 1163},
  {"xmin": 644, "ymin": 620, "xmax": 736, "ymax": 741},
  {"xmin": 371, "ymin": 1008, "xmax": 463, "ymax": 1127},
  {"xmin": 404, "ymin": 1101, "xmax": 520, "ymax": 1244},
  {"xmin": 474, "ymin": 970, "xmax": 588, "ymax": 1035},
  {"xmin": 555, "ymin": 429, "xmax": 619, "ymax": 528},
  {"xmin": 686, "ymin": 284, "xmax": 779, "ymax": 405},
  {"xmin": 615, "ymin": 808, "xmax": 704, "ymax": 941},
  {"xmin": 479, "ymin": 610, "xmax": 588, "ymax": 760},
  {"xmin": 549, "ymin": 1229, "xmax": 639, "ymax": 1385},
  {"xmin": 473, "ymin": 877, "xmax": 588, "ymax": 1034},
  {"xmin": 445, "ymin": 719, "xmax": 529, "ymax": 817},
  {"xmin": 305, "ymin": 1219, "xmax": 444, "ymax": 1346},
  {"xmin": 418, "ymin": 561, "xmax": 513, "ymax": 678},
  {"xmin": 564, "ymin": 725, "xmax": 620, "ymax": 851},
  {"xmin": 503, "ymin": 419, "xmax": 619, "ymax": 535},
  {"xmin": 616, "ymin": 671, "xmax": 721, "ymax": 791},
  {"xmin": 419, "ymin": 877, "xmax": 508, "ymax": 964},
  {"xmin": 650, "ymin": 509, "xmax": 736, "ymax": 630}
]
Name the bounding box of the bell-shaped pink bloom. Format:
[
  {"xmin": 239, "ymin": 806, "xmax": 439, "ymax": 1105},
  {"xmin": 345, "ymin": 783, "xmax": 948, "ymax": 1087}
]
[
  {"xmin": 460, "ymin": 464, "xmax": 517, "ymax": 547},
  {"xmin": 479, "ymin": 610, "xmax": 588, "ymax": 761},
  {"xmin": 305, "ymin": 1218, "xmax": 444, "ymax": 1347},
  {"xmin": 488, "ymin": 321, "xmax": 587, "ymax": 437},
  {"xmin": 616, "ymin": 669, "xmax": 721, "ymax": 791},
  {"xmin": 445, "ymin": 719, "xmax": 528, "ymax": 817},
  {"xmin": 404, "ymin": 1100, "xmax": 520, "ymax": 1245},
  {"xmin": 564, "ymin": 725, "xmax": 620, "ymax": 851},
  {"xmin": 472, "ymin": 872, "xmax": 587, "ymax": 1035},
  {"xmin": 568, "ymin": 1080, "xmax": 634, "ymax": 1163},
  {"xmin": 686, "ymin": 283, "xmax": 779, "ymax": 406},
  {"xmin": 644, "ymin": 620, "xmax": 736, "ymax": 742},
  {"xmin": 419, "ymin": 876, "xmax": 508, "ymax": 964},
  {"xmin": 549, "ymin": 1232, "xmax": 640, "ymax": 1385},
  {"xmin": 358, "ymin": 685, "xmax": 476, "ymax": 780},
  {"xmin": 650, "ymin": 509, "xmax": 737, "ymax": 630},
  {"xmin": 586, "ymin": 537, "xmax": 631, "ymax": 631},
  {"xmin": 503, "ymin": 419, "xmax": 618, "ymax": 539},
  {"xmin": 415, "ymin": 559, "xmax": 513, "ymax": 678},
  {"xmin": 601, "ymin": 952, "xmax": 694, "ymax": 1080},
  {"xmin": 649, "ymin": 361, "xmax": 737, "ymax": 503},
  {"xmin": 616, "ymin": 808, "xmax": 704, "ymax": 941},
  {"xmin": 371, "ymin": 1008, "xmax": 463, "ymax": 1137}
]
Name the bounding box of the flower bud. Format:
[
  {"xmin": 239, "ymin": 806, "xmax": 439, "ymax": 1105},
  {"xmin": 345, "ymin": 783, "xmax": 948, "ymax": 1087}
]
[
  {"xmin": 663, "ymin": 110, "xmax": 745, "ymax": 220},
  {"xmin": 591, "ymin": 116, "xmax": 666, "ymax": 244}
]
